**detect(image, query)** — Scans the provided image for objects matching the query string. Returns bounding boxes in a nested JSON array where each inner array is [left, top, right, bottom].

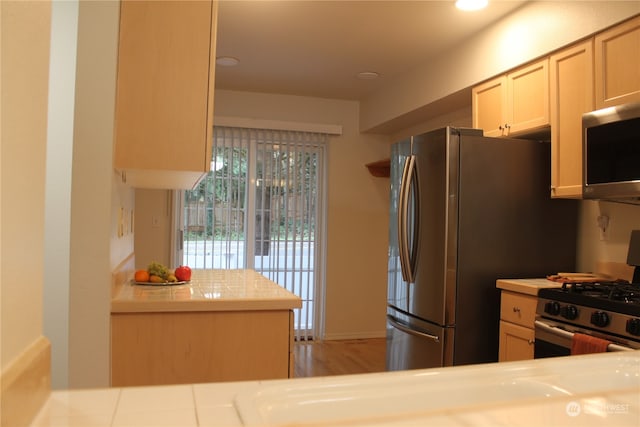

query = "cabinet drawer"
[[500, 291, 537, 328]]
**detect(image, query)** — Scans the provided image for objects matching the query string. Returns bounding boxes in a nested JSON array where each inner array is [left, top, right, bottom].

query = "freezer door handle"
[[398, 155, 419, 283], [387, 314, 440, 343]]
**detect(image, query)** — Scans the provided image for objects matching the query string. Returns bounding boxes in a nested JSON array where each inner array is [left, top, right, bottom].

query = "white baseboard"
[[1, 336, 51, 426], [322, 330, 386, 341]]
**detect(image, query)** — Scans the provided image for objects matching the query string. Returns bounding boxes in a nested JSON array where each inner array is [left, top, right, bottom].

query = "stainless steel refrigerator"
[[386, 127, 577, 370]]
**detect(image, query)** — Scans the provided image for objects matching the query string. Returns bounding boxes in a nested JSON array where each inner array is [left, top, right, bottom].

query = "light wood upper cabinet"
[[595, 15, 640, 109], [472, 76, 506, 137], [507, 60, 550, 135], [549, 40, 594, 199], [113, 0, 217, 189], [472, 59, 549, 137]]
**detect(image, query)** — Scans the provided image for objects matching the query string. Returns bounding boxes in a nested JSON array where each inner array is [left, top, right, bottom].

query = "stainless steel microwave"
[[582, 102, 640, 203]]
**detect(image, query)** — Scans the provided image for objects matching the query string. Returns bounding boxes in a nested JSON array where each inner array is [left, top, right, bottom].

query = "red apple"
[[174, 265, 192, 282]]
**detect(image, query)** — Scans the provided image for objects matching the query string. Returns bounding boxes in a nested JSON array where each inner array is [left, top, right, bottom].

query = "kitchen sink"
[[233, 353, 640, 426]]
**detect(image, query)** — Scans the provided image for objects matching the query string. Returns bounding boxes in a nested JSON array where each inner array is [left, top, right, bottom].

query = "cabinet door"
[[499, 320, 535, 362], [550, 40, 594, 199], [473, 59, 549, 137], [111, 310, 291, 386], [472, 75, 507, 137], [595, 15, 640, 109], [506, 59, 549, 135], [114, 0, 216, 187]]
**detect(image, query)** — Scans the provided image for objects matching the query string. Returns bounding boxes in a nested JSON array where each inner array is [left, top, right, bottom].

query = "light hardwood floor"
[[294, 338, 387, 378]]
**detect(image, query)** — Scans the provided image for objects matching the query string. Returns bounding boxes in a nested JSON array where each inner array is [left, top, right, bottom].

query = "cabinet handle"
[[512, 306, 521, 313], [528, 339, 534, 345]]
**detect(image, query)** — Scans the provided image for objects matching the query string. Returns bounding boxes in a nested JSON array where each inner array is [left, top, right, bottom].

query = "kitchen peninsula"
[[110, 269, 301, 386], [32, 351, 640, 426]]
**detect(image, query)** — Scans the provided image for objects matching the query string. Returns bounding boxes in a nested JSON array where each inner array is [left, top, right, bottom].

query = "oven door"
[[534, 318, 637, 359]]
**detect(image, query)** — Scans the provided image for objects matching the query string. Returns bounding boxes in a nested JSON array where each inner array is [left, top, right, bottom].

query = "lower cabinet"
[[111, 309, 294, 386], [498, 290, 537, 362], [499, 320, 535, 362]]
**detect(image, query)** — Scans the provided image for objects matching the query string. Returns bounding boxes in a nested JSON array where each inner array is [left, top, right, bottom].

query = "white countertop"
[[31, 351, 640, 427], [111, 269, 301, 313], [497, 278, 563, 296]]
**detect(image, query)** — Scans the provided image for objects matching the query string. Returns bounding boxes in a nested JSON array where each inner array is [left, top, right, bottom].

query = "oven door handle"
[[534, 320, 635, 352]]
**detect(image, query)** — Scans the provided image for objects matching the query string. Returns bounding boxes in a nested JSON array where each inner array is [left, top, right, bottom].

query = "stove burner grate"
[[541, 281, 640, 317]]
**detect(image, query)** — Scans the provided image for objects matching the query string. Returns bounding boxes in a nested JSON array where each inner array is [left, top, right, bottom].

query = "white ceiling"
[[215, 1, 527, 101]]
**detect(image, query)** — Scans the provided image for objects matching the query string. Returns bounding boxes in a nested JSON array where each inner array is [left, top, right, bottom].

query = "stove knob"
[[590, 311, 610, 327], [544, 301, 561, 316], [560, 305, 578, 320], [627, 318, 640, 336]]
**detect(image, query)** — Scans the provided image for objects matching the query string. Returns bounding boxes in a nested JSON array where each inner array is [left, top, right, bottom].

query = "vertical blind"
[[183, 126, 327, 340]]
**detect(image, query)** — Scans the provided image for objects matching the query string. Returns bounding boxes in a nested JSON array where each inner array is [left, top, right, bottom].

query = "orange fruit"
[[134, 270, 150, 282]]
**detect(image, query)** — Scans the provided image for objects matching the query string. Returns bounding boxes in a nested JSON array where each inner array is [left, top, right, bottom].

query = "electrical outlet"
[[118, 207, 124, 237], [597, 215, 610, 241]]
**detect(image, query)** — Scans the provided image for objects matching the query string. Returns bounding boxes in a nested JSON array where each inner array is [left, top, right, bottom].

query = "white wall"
[[578, 201, 640, 275], [390, 106, 473, 143], [209, 90, 393, 339], [43, 0, 78, 390], [134, 189, 172, 270], [2, 0, 133, 392], [67, 0, 134, 388], [1, 0, 51, 373], [361, 1, 640, 132]]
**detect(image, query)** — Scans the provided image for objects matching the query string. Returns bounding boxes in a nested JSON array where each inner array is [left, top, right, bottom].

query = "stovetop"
[[538, 281, 640, 317]]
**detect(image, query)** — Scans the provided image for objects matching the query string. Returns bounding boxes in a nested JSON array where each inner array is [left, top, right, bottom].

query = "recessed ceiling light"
[[455, 0, 488, 11], [216, 56, 239, 67], [357, 71, 380, 80]]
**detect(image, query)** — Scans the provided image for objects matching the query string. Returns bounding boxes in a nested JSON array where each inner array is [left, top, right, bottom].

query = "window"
[[180, 126, 327, 340]]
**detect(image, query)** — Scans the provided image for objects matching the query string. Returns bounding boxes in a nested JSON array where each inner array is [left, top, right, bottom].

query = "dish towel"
[[571, 333, 611, 355]]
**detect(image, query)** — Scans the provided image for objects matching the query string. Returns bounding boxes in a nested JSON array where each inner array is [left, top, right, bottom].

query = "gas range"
[[537, 281, 640, 344]]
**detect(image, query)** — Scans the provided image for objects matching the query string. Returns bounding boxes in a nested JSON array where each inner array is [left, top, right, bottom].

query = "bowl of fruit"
[[133, 262, 192, 286]]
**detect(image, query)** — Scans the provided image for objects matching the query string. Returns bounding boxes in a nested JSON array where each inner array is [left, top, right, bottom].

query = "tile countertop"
[[111, 269, 301, 313], [497, 278, 563, 296], [31, 351, 640, 427]]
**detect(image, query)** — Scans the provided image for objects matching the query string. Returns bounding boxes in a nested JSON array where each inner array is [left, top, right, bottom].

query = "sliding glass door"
[[181, 127, 327, 340]]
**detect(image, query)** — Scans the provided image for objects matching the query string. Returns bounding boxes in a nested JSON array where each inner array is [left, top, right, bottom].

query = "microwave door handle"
[[534, 320, 634, 352], [398, 156, 412, 282]]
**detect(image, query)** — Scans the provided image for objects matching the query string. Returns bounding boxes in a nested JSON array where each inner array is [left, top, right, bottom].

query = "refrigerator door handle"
[[398, 156, 411, 282], [387, 314, 440, 343], [398, 155, 419, 283], [407, 155, 419, 282]]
